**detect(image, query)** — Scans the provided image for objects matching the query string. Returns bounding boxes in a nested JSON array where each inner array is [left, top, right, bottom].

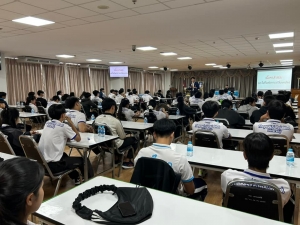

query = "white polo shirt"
[[66, 110, 86, 129], [38, 120, 77, 162], [115, 94, 124, 104], [253, 119, 294, 141], [221, 169, 291, 206], [189, 96, 204, 109], [134, 143, 194, 183], [29, 103, 38, 113], [256, 98, 264, 105], [172, 99, 178, 105], [142, 94, 153, 103], [192, 118, 230, 148], [144, 109, 166, 120], [223, 93, 233, 100], [205, 98, 221, 105], [127, 95, 138, 105], [108, 93, 116, 99], [122, 107, 135, 121]]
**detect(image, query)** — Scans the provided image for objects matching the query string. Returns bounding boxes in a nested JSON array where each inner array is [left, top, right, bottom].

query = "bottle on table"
[[286, 148, 294, 166], [97, 125, 101, 136], [187, 141, 193, 157], [100, 126, 105, 137], [176, 108, 180, 116], [98, 102, 102, 108], [31, 108, 35, 114], [91, 114, 95, 121], [144, 117, 148, 124]]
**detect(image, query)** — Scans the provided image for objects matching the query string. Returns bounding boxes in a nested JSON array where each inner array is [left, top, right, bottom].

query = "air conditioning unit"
[[17, 56, 60, 65], [80, 63, 109, 69], [129, 67, 143, 72]]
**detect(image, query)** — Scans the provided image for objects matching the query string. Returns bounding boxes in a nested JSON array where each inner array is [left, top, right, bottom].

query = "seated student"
[[205, 91, 221, 105], [0, 99, 6, 114], [189, 91, 204, 109], [26, 95, 38, 113], [221, 133, 293, 222], [253, 100, 294, 141], [172, 92, 183, 106], [57, 90, 63, 99], [91, 90, 102, 103], [218, 90, 225, 100], [39, 104, 94, 184], [144, 99, 168, 120], [28, 91, 35, 97], [79, 91, 86, 99], [61, 94, 69, 104], [115, 89, 125, 104], [203, 92, 209, 100], [157, 90, 165, 98], [0, 92, 8, 108], [250, 95, 275, 124], [36, 90, 47, 108], [95, 98, 138, 168], [125, 89, 131, 97], [0, 108, 39, 156], [177, 96, 196, 127], [132, 90, 139, 101], [134, 119, 207, 200], [46, 96, 61, 118], [192, 101, 230, 148], [256, 91, 264, 105], [238, 97, 259, 117], [166, 90, 173, 105], [108, 89, 116, 99], [264, 90, 272, 96], [223, 88, 233, 100], [70, 92, 75, 97], [0, 157, 45, 225], [65, 97, 94, 132], [81, 92, 98, 119], [276, 94, 296, 122], [99, 88, 106, 99], [142, 90, 153, 104], [127, 92, 135, 105], [217, 100, 245, 128], [117, 98, 140, 121]]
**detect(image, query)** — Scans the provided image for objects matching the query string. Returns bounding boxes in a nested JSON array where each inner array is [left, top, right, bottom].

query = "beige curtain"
[[6, 58, 43, 104], [90, 69, 110, 94], [44, 65, 66, 98], [143, 72, 163, 94], [124, 71, 144, 94], [68, 67, 91, 97]]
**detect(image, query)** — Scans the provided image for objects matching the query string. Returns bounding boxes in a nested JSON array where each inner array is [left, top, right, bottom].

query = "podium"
[[170, 87, 177, 97]]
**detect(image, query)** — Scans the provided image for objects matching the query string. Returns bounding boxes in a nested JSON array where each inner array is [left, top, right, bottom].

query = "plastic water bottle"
[[31, 108, 35, 114], [187, 141, 193, 157], [91, 114, 95, 121], [97, 126, 101, 136], [98, 102, 102, 108], [100, 126, 105, 137], [144, 117, 148, 124], [286, 148, 294, 166], [176, 108, 180, 116], [216, 120, 219, 123]]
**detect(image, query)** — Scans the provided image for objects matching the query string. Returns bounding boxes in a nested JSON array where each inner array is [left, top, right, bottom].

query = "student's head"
[[84, 92, 91, 99], [61, 94, 69, 102], [0, 92, 6, 99], [118, 98, 130, 119], [100, 88, 104, 92], [158, 90, 162, 93], [52, 96, 60, 102], [0, 99, 6, 109], [110, 89, 114, 93], [257, 91, 264, 98], [148, 99, 157, 110], [203, 92, 209, 100], [28, 92, 35, 97], [245, 97, 256, 106], [145, 90, 150, 94], [102, 98, 117, 114], [0, 158, 44, 224], [276, 94, 286, 103], [128, 92, 133, 96], [208, 91, 214, 98], [114, 90, 118, 94], [153, 119, 176, 144], [166, 90, 171, 95], [224, 88, 228, 93], [219, 90, 224, 95], [267, 100, 286, 120], [263, 95, 275, 106], [70, 92, 75, 97], [264, 90, 272, 96], [243, 133, 274, 170], [285, 91, 291, 102], [57, 90, 62, 96], [48, 104, 66, 120], [65, 97, 81, 110], [127, 89, 131, 93], [221, 99, 232, 109], [93, 90, 99, 97], [1, 108, 20, 128], [225, 84, 229, 88], [176, 92, 183, 98], [191, 77, 195, 82], [26, 95, 36, 105], [119, 89, 124, 95], [195, 91, 202, 99], [202, 101, 219, 118], [37, 90, 44, 97], [133, 90, 137, 95]]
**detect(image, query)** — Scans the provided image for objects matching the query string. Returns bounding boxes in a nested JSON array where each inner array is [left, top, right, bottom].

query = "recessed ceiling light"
[[273, 43, 293, 48], [281, 63, 293, 65], [109, 62, 123, 64], [213, 65, 222, 67], [160, 67, 169, 70], [205, 63, 216, 66], [98, 5, 109, 9], [269, 32, 294, 39], [148, 66, 158, 69], [56, 54, 75, 58], [219, 67, 228, 69], [160, 52, 177, 56], [170, 69, 178, 71], [280, 59, 293, 62], [177, 57, 192, 60], [86, 59, 102, 62], [136, 46, 157, 51], [13, 16, 55, 27], [275, 50, 293, 53]]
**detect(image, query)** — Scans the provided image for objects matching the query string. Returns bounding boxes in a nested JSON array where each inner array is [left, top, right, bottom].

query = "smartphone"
[[118, 201, 136, 217]]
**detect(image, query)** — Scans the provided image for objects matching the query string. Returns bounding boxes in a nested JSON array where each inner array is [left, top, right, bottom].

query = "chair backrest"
[[0, 132, 15, 155], [192, 130, 220, 148], [93, 122, 115, 149], [144, 112, 157, 124], [224, 178, 283, 221], [238, 112, 249, 119], [268, 134, 289, 156], [255, 104, 261, 108], [24, 105, 32, 112], [130, 157, 181, 194], [168, 107, 178, 115], [190, 104, 200, 111], [37, 106, 46, 114], [214, 118, 230, 127], [19, 135, 56, 178]]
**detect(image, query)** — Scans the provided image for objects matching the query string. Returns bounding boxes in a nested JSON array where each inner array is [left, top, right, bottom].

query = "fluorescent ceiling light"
[[160, 52, 177, 56], [205, 63, 216, 66], [170, 69, 178, 71], [56, 54, 75, 58], [219, 67, 228, 69], [213, 65, 222, 67], [86, 59, 102, 62], [177, 57, 192, 60], [275, 50, 293, 53], [280, 59, 293, 62], [269, 32, 294, 39], [273, 43, 293, 48], [281, 62, 293, 65], [136, 46, 157, 51], [148, 66, 158, 69], [109, 62, 123, 64], [13, 16, 55, 27]]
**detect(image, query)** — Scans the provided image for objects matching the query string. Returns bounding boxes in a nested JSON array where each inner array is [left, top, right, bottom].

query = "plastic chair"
[[168, 107, 179, 115], [268, 134, 289, 156], [238, 112, 249, 119], [19, 135, 82, 196], [192, 130, 220, 148], [0, 131, 16, 155], [224, 178, 284, 222], [144, 112, 157, 123], [214, 118, 230, 127]]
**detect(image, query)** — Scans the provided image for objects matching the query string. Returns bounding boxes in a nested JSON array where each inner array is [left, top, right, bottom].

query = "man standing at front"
[[190, 77, 199, 96]]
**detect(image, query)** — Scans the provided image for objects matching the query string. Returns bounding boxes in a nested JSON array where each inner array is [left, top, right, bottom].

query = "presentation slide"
[[257, 69, 292, 92], [109, 66, 128, 78]]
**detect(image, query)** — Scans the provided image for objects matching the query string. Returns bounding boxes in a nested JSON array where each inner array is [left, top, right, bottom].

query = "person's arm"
[[161, 108, 169, 119], [65, 116, 81, 142], [180, 157, 195, 195], [259, 113, 269, 122], [183, 181, 195, 195], [115, 120, 127, 139]]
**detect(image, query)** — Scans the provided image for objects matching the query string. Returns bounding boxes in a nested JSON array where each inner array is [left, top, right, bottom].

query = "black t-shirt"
[[36, 97, 47, 108]]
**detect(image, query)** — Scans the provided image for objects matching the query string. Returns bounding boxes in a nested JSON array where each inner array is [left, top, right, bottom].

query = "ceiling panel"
[[132, 3, 170, 14], [106, 9, 139, 18], [55, 6, 98, 18], [45, 23, 67, 29], [164, 0, 206, 8], [0, 25, 16, 32], [0, 9, 24, 20], [36, 12, 74, 22], [0, 0, 14, 5], [24, 26, 50, 32], [10, 29, 32, 35], [82, 14, 112, 22], [0, 1, 47, 15], [20, 0, 73, 11], [111, 0, 160, 8], [60, 19, 90, 26], [80, 0, 126, 14], [64, 0, 96, 4], [0, 21, 32, 29]]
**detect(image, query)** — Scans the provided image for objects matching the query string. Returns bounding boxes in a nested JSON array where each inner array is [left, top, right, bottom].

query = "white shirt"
[[93, 96, 102, 103], [38, 120, 77, 162], [192, 118, 230, 148], [134, 143, 194, 183], [221, 169, 291, 206], [122, 108, 135, 121], [238, 104, 258, 117], [205, 98, 221, 105], [144, 109, 166, 120], [95, 114, 126, 148], [256, 98, 264, 105], [108, 93, 116, 99], [253, 119, 294, 141], [172, 99, 178, 105], [29, 103, 38, 113], [142, 94, 153, 103], [115, 94, 124, 104], [66, 110, 86, 129], [189, 96, 204, 109], [223, 93, 233, 100], [127, 95, 138, 105]]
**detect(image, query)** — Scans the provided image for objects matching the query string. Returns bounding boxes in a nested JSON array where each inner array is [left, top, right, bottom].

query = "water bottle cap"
[[289, 148, 293, 151], [188, 141, 192, 144]]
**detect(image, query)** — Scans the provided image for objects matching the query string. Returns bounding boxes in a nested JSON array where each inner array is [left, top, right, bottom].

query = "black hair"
[[153, 118, 176, 138], [84, 92, 91, 99], [264, 90, 272, 96], [80, 91, 86, 99], [65, 97, 79, 109], [195, 91, 202, 98], [57, 90, 62, 96], [28, 92, 35, 97], [119, 89, 124, 95], [127, 89, 131, 92], [148, 99, 157, 112], [243, 133, 274, 170], [117, 98, 130, 119], [114, 90, 118, 93], [110, 89, 114, 93], [128, 92, 133, 96], [100, 88, 104, 91], [208, 91, 214, 98], [284, 91, 291, 103], [133, 90, 137, 95], [177, 96, 185, 113], [245, 97, 255, 104], [276, 94, 286, 103], [176, 92, 183, 98], [37, 90, 44, 96], [158, 90, 162, 93], [1, 108, 19, 128], [191, 77, 195, 79], [70, 92, 75, 97], [0, 158, 44, 225], [61, 94, 69, 102], [52, 96, 60, 102], [224, 88, 228, 93], [0, 92, 6, 98], [48, 104, 66, 120], [203, 92, 209, 100], [219, 90, 224, 95], [268, 100, 286, 120], [263, 95, 275, 106], [25, 95, 36, 105], [257, 91, 264, 97], [93, 90, 99, 96], [145, 90, 150, 94], [102, 98, 117, 112], [202, 101, 219, 118], [221, 99, 232, 108]]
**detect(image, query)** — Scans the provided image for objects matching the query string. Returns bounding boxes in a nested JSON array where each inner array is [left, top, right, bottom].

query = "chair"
[[255, 104, 261, 108], [214, 118, 230, 127], [268, 134, 289, 156], [190, 104, 200, 111], [19, 135, 82, 196], [144, 112, 157, 123], [130, 157, 181, 194], [224, 178, 284, 222], [24, 105, 32, 112], [238, 112, 249, 119], [0, 132, 15, 155], [168, 107, 179, 115], [37, 106, 47, 124], [192, 130, 220, 148]]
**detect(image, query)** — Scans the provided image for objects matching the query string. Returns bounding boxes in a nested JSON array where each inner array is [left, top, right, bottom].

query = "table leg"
[[181, 118, 184, 142], [83, 148, 88, 181], [294, 183, 300, 225]]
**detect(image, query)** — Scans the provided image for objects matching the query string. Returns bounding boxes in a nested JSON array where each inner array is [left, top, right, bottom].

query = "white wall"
[[110, 77, 124, 90], [0, 52, 7, 93]]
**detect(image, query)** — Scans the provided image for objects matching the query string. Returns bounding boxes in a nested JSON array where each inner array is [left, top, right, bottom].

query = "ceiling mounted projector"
[[188, 65, 192, 70], [226, 63, 231, 69], [258, 61, 264, 67], [163, 67, 167, 71]]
